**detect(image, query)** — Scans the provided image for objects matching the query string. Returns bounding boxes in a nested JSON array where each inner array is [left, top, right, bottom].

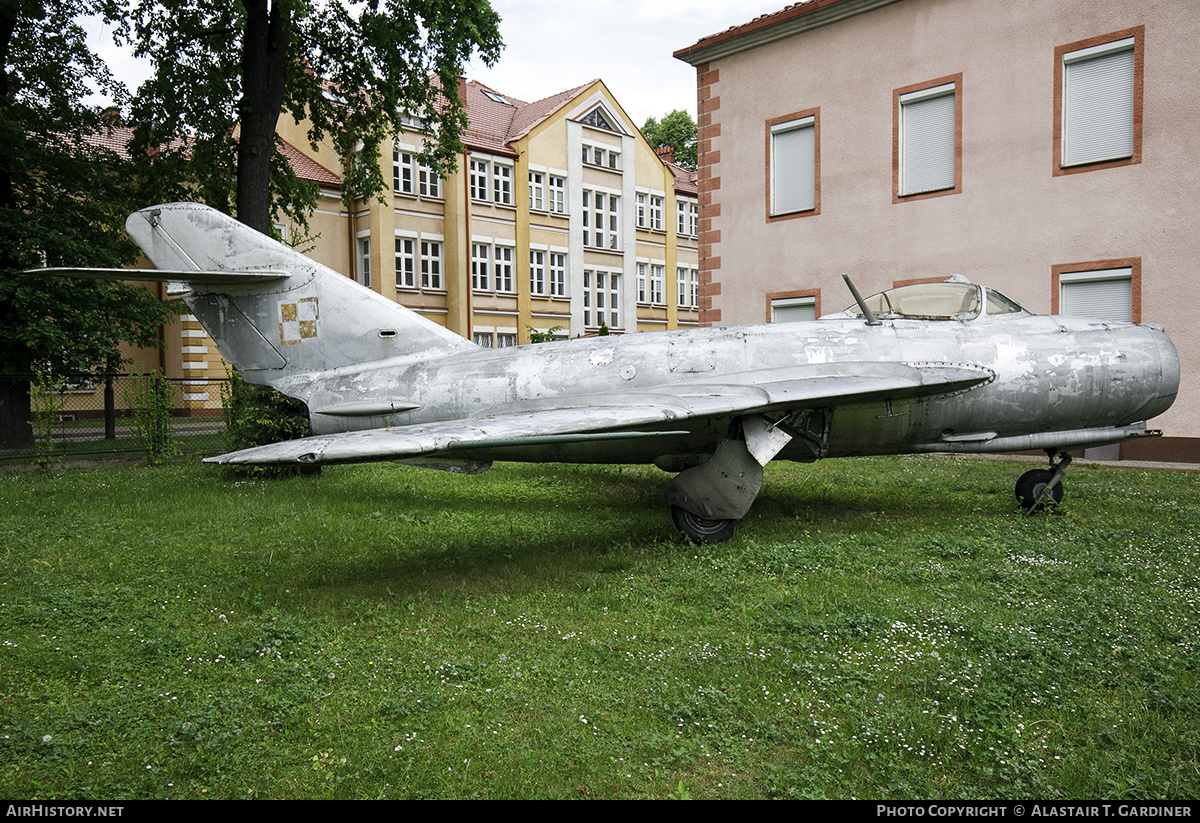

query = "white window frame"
[[393, 150, 416, 195], [583, 189, 620, 251], [421, 239, 443, 290], [396, 149, 440, 197], [419, 163, 441, 198], [394, 234, 417, 289], [583, 144, 622, 172], [469, 158, 490, 201], [530, 248, 546, 296], [677, 266, 698, 309], [493, 163, 513, 206], [583, 268, 621, 330], [529, 171, 545, 211], [770, 114, 817, 215], [471, 242, 490, 291], [356, 236, 371, 288], [649, 195, 664, 232], [549, 251, 567, 298], [898, 82, 957, 197], [548, 175, 567, 214], [494, 245, 514, 293], [649, 263, 665, 306]]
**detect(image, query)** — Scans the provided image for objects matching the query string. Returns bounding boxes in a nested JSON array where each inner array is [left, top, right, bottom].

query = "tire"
[[1015, 469, 1064, 512], [671, 505, 740, 544]]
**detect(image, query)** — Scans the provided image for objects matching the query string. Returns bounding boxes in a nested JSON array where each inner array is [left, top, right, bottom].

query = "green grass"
[[1, 455, 1197, 799]]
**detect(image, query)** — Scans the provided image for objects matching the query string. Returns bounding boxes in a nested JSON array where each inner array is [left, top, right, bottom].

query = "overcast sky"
[[83, 0, 783, 127], [463, 0, 780, 124]]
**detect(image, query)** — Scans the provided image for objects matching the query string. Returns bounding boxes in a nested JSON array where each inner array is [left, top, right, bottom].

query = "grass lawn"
[[1, 455, 1197, 799]]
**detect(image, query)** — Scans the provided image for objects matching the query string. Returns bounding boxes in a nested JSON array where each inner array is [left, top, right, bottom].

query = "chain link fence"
[[1, 374, 229, 464]]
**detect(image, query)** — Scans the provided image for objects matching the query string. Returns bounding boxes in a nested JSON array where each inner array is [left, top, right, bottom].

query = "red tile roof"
[[277, 137, 341, 186], [82, 125, 341, 187], [460, 79, 599, 156], [507, 81, 598, 142], [84, 124, 136, 159], [656, 147, 698, 196]]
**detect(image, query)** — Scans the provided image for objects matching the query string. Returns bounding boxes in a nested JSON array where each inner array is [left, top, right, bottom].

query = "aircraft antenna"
[[843, 275, 882, 326]]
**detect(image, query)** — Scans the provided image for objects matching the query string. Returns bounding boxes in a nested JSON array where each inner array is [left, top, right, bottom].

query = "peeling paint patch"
[[589, 347, 615, 366]]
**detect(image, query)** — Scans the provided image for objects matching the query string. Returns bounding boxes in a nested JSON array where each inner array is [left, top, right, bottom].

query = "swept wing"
[[206, 362, 993, 466]]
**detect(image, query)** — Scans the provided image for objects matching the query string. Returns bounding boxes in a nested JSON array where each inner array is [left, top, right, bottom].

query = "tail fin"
[[124, 203, 473, 391]]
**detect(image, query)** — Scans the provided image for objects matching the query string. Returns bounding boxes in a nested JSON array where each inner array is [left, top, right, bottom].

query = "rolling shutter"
[[1059, 268, 1132, 322], [771, 117, 815, 214], [1062, 38, 1135, 167], [899, 83, 956, 195]]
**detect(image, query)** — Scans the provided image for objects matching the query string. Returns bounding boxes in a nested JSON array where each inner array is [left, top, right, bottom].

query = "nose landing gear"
[[1016, 450, 1071, 515]]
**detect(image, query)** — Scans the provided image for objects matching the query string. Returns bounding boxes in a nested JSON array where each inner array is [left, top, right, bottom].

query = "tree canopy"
[[116, 0, 505, 233], [0, 0, 178, 377], [641, 109, 697, 173], [0, 0, 181, 445]]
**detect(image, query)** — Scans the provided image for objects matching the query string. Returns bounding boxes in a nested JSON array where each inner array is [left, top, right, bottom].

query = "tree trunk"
[[235, 0, 292, 233], [0, 379, 33, 449]]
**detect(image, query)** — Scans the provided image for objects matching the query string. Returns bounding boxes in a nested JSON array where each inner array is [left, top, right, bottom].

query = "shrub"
[[220, 370, 312, 452]]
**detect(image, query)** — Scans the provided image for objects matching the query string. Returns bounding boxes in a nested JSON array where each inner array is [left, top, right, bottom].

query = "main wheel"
[[671, 505, 740, 544], [1015, 469, 1064, 512]]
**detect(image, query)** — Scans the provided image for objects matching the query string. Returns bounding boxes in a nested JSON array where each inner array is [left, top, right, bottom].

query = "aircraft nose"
[[1136, 324, 1179, 421], [1123, 323, 1180, 424]]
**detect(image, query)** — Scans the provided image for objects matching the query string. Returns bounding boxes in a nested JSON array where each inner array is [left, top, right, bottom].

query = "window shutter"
[[1059, 268, 1132, 322], [900, 84, 956, 195], [771, 117, 815, 214], [771, 298, 817, 323], [1062, 40, 1135, 167]]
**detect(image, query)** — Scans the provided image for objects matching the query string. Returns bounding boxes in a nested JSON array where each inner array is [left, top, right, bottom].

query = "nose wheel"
[[1016, 450, 1071, 515]]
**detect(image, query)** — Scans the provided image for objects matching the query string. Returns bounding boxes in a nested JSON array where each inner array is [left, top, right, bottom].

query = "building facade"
[[279, 78, 700, 346], [676, 0, 1200, 457], [93, 79, 699, 418]]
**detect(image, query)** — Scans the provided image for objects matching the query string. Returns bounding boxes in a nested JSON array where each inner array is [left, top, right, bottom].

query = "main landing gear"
[[1015, 449, 1071, 516], [664, 416, 794, 544]]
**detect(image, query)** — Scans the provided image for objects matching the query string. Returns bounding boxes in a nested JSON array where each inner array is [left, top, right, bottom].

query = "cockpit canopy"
[[835, 278, 1029, 321]]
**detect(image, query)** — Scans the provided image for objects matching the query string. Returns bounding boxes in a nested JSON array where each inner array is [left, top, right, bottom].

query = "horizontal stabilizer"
[[31, 267, 290, 285]]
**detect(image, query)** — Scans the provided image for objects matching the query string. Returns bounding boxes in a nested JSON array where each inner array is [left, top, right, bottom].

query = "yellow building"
[[279, 77, 700, 344], [64, 79, 699, 422]]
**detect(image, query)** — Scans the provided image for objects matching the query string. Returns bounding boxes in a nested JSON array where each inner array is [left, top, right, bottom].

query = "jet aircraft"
[[41, 203, 1180, 542]]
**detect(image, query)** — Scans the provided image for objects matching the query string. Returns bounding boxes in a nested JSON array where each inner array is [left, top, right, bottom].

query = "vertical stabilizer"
[[125, 203, 474, 392]]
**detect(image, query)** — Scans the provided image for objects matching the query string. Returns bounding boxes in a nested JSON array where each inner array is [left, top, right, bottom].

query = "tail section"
[[124, 203, 473, 391]]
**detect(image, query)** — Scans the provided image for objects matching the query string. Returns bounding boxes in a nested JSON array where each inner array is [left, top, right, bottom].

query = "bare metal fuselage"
[[270, 311, 1177, 467]]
